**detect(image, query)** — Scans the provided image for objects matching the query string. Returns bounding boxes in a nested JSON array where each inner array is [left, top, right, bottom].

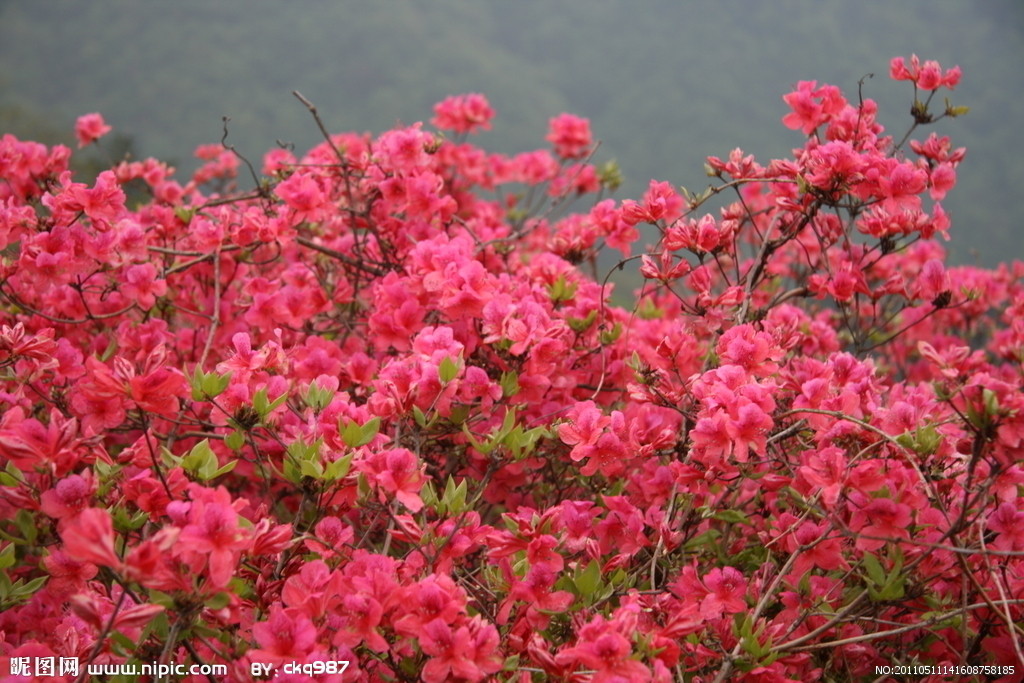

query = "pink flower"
[[890, 56, 913, 82], [177, 484, 252, 588], [556, 615, 650, 683], [250, 605, 318, 665], [40, 472, 95, 523], [700, 566, 748, 618], [547, 113, 592, 159], [558, 400, 610, 448], [393, 574, 466, 637], [929, 161, 957, 200], [782, 81, 826, 135], [75, 112, 112, 147], [623, 180, 685, 225], [890, 55, 961, 91], [274, 170, 327, 220], [987, 502, 1024, 551], [717, 325, 781, 377], [42, 548, 98, 598], [798, 446, 847, 508], [282, 560, 339, 618], [122, 262, 167, 310], [849, 497, 912, 551], [0, 408, 84, 475], [776, 514, 848, 576], [432, 93, 495, 134], [61, 507, 121, 569], [727, 401, 773, 462], [359, 447, 427, 512]]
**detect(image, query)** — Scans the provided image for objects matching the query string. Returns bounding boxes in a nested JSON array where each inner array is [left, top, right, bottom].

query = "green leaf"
[[943, 99, 970, 118], [324, 452, 354, 482], [461, 422, 488, 454], [448, 404, 470, 426], [201, 370, 232, 399], [282, 457, 301, 485], [421, 480, 439, 510], [574, 559, 602, 597], [0, 544, 15, 570], [712, 509, 749, 526], [862, 552, 886, 587], [567, 310, 598, 333], [546, 275, 578, 303], [287, 437, 322, 463], [140, 610, 170, 641], [300, 458, 324, 479], [598, 159, 623, 191], [683, 529, 721, 552], [99, 337, 118, 362], [412, 404, 428, 428], [252, 387, 286, 418], [108, 630, 136, 656], [183, 439, 216, 476], [499, 407, 516, 436], [440, 476, 469, 515], [637, 298, 663, 319], [189, 365, 206, 402], [228, 576, 254, 599], [305, 381, 336, 412], [599, 322, 622, 344], [500, 371, 520, 398], [438, 355, 461, 384], [451, 478, 468, 514], [983, 388, 1001, 417], [11, 575, 47, 598], [225, 430, 246, 451], [14, 511, 37, 546], [266, 391, 288, 415], [4, 462, 24, 483], [797, 570, 812, 596], [878, 573, 905, 601], [341, 417, 380, 448], [916, 425, 942, 455], [148, 590, 175, 609], [895, 432, 916, 450], [205, 460, 238, 481]]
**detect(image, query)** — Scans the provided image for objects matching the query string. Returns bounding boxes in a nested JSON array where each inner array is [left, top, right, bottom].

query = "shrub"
[[1, 60, 1022, 682]]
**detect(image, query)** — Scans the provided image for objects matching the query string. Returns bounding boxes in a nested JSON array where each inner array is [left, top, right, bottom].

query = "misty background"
[[1, 1, 1022, 275]]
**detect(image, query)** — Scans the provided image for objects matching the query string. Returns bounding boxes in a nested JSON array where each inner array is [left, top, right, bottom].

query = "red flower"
[[849, 496, 912, 552], [359, 447, 427, 512], [547, 113, 593, 159], [987, 502, 1024, 551], [432, 93, 495, 135], [60, 507, 121, 569], [556, 615, 650, 683], [177, 484, 252, 588], [420, 616, 502, 683], [250, 605, 317, 665], [74, 112, 112, 148], [700, 567, 748, 619]]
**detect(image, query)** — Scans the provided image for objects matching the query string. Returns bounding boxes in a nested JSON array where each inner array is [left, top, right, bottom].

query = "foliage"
[[1, 59, 1023, 682]]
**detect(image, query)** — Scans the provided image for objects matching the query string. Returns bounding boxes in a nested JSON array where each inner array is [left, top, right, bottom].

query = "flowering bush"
[[1, 59, 1022, 682]]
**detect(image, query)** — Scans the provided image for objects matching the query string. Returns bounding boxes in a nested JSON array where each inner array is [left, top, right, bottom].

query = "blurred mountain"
[[1, 0, 1021, 269]]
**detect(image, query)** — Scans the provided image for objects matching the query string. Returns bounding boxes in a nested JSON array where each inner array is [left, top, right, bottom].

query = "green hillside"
[[1, 1, 1021, 269]]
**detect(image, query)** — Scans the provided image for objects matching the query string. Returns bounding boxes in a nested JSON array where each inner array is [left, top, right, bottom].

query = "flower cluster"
[[2, 58, 1023, 682]]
